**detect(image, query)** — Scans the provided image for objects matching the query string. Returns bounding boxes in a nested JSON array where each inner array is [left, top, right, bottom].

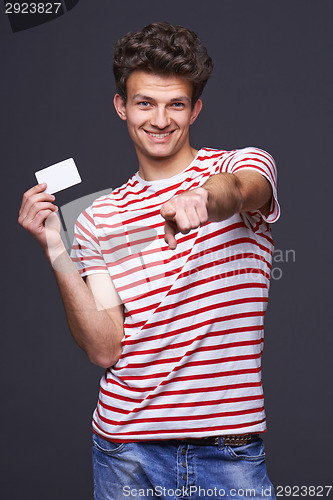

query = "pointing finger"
[[164, 220, 178, 250]]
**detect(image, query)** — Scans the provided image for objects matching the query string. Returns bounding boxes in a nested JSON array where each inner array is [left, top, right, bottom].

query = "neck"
[[137, 147, 198, 181]]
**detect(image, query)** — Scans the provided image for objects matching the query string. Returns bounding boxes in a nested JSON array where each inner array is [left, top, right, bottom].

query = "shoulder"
[[231, 147, 276, 165], [219, 147, 276, 176], [197, 146, 275, 164]]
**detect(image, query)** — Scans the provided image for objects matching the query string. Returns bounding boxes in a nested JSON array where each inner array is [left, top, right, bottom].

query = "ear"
[[113, 94, 127, 121], [189, 99, 203, 125]]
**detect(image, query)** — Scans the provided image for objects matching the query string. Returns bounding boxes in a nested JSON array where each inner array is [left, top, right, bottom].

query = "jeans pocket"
[[226, 436, 266, 461], [92, 434, 126, 456]]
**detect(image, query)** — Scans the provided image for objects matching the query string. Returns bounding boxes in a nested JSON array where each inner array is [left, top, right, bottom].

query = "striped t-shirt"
[[71, 147, 280, 442]]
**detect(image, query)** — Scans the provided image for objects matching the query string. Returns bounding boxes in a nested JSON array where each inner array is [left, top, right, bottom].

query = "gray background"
[[1, 0, 332, 498]]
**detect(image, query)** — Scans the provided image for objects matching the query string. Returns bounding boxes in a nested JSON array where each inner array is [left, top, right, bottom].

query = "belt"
[[180, 433, 258, 447]]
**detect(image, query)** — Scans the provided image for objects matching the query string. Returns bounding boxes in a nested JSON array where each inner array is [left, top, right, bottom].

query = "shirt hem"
[[92, 425, 267, 444]]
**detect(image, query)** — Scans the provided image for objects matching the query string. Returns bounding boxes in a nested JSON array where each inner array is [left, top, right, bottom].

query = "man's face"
[[114, 71, 202, 166]]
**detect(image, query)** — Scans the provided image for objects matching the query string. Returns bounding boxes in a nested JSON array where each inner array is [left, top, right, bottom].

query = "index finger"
[[164, 220, 178, 250], [23, 182, 48, 198], [19, 182, 49, 215]]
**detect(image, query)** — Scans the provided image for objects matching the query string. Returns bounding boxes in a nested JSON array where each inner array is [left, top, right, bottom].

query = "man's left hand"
[[160, 187, 209, 250]]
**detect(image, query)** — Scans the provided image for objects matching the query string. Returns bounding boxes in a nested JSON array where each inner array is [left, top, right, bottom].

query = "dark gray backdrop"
[[1, 1, 332, 499]]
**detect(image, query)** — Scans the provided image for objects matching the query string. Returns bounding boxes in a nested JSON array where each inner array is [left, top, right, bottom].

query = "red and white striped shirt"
[[71, 147, 280, 442]]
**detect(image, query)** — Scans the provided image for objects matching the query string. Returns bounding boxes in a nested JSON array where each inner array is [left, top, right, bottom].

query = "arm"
[[160, 170, 273, 249], [18, 183, 124, 368]]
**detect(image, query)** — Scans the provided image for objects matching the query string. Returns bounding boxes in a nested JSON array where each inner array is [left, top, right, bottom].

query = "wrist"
[[195, 186, 210, 203], [199, 184, 216, 221]]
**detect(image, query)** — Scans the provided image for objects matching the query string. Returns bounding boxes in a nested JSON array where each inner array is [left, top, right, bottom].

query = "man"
[[19, 22, 279, 500]]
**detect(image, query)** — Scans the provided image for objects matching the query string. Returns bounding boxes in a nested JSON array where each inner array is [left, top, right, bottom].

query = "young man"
[[19, 22, 279, 500]]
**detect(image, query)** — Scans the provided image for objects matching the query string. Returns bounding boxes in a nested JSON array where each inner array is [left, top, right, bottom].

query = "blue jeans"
[[92, 433, 276, 500]]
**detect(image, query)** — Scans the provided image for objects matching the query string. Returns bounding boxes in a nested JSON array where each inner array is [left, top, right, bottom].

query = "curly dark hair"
[[113, 22, 213, 106]]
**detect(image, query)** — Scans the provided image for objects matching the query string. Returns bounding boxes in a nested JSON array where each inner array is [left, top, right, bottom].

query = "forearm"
[[46, 243, 123, 368], [202, 172, 243, 222], [161, 170, 272, 249], [202, 170, 272, 221]]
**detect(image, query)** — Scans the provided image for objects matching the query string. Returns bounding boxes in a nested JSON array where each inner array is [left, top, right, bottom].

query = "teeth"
[[148, 132, 172, 138]]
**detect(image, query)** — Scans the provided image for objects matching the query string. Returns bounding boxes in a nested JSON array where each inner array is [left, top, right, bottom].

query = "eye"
[[171, 102, 185, 109], [138, 101, 152, 108]]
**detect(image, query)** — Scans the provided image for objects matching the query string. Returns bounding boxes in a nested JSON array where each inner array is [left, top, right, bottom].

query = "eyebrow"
[[170, 96, 191, 103], [132, 94, 191, 103]]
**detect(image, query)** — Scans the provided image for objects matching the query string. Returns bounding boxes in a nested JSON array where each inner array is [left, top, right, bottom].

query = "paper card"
[[35, 158, 82, 194]]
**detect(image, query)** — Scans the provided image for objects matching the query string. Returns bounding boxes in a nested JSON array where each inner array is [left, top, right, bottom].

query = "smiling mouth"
[[144, 130, 175, 138]]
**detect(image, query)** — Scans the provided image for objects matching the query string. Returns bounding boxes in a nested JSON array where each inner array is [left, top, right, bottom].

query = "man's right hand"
[[18, 183, 124, 368], [18, 183, 63, 255]]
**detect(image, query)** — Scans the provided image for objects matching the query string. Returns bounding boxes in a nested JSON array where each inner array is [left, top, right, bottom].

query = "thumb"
[[160, 202, 176, 221]]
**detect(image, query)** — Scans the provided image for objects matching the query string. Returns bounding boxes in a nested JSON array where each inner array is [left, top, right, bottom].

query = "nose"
[[150, 106, 171, 129]]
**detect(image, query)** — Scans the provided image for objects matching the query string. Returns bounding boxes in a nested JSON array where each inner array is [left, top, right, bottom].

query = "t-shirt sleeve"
[[225, 147, 280, 224], [70, 205, 109, 277]]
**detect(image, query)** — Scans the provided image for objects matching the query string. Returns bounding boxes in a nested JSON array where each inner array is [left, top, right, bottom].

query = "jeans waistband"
[[179, 433, 259, 447]]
